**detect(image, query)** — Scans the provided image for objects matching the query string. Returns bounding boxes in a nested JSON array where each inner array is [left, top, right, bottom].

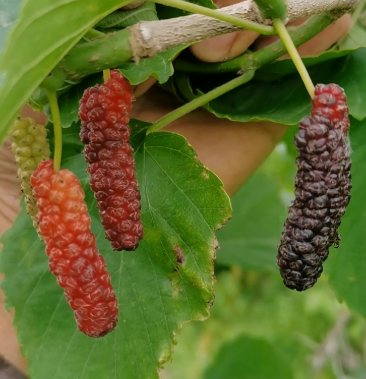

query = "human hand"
[[0, 3, 351, 372]]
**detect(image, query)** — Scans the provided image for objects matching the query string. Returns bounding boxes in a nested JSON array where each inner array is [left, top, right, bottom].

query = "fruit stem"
[[47, 91, 62, 172], [153, 0, 276, 35], [103, 69, 111, 82], [147, 70, 255, 134], [272, 18, 315, 99]]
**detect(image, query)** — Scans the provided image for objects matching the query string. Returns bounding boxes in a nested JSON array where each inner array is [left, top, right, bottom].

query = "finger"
[[167, 117, 288, 196], [190, 30, 259, 63], [131, 86, 288, 196], [190, 0, 260, 63], [133, 76, 157, 98], [253, 14, 352, 57], [21, 104, 48, 124], [0, 141, 26, 373]]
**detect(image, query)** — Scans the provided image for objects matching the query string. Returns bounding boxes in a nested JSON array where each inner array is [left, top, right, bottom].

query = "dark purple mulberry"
[[78, 70, 143, 251], [277, 84, 351, 291]]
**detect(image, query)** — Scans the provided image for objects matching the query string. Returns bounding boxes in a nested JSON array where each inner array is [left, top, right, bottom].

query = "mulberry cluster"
[[277, 84, 352, 292], [78, 70, 143, 251], [8, 117, 50, 238], [31, 160, 119, 338]]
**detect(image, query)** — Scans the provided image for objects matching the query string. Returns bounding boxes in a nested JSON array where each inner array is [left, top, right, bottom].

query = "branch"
[[129, 0, 360, 59], [40, 0, 360, 91], [173, 13, 332, 74]]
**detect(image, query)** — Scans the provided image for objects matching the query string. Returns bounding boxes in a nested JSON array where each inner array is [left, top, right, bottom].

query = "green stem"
[[147, 70, 255, 134], [103, 69, 111, 82], [41, 29, 132, 90], [47, 91, 62, 172], [272, 18, 315, 98], [152, 0, 275, 35], [174, 14, 331, 74]]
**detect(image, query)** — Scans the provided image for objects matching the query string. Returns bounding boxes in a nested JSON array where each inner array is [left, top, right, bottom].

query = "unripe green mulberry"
[[8, 117, 50, 237]]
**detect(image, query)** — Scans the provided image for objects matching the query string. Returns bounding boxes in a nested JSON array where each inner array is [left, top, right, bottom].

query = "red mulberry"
[[78, 70, 143, 251], [277, 84, 351, 292], [31, 159, 119, 337], [311, 83, 349, 132], [8, 117, 50, 239]]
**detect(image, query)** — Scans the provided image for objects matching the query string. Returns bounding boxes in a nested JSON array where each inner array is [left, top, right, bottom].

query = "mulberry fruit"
[[8, 117, 50, 238], [78, 70, 143, 251], [31, 159, 119, 338], [311, 83, 350, 132], [277, 84, 351, 292]]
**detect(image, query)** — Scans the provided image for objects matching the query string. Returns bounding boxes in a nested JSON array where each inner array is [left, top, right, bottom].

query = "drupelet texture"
[[277, 84, 352, 291], [31, 159, 119, 337], [78, 70, 143, 251], [8, 117, 50, 239]]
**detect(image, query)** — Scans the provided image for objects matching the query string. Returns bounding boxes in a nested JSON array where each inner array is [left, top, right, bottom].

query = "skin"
[[0, 3, 351, 372]]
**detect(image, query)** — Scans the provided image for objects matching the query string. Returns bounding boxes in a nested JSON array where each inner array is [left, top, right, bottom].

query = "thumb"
[[190, 0, 259, 63]]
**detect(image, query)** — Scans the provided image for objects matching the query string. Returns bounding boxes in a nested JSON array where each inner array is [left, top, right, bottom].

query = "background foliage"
[[1, 0, 366, 379]]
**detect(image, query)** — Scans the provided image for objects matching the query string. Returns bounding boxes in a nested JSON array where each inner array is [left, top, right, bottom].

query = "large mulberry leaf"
[[0, 0, 24, 55], [0, 121, 231, 379]]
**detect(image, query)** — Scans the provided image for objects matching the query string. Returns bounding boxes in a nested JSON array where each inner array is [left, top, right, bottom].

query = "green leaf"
[[0, 0, 132, 145], [0, 120, 231, 379], [119, 45, 188, 85], [203, 335, 294, 379], [327, 118, 366, 319], [0, 0, 24, 55], [96, 2, 158, 29], [175, 49, 366, 126], [338, 21, 366, 51]]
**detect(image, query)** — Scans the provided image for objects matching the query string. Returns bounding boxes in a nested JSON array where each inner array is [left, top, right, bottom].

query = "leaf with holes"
[[0, 120, 231, 379]]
